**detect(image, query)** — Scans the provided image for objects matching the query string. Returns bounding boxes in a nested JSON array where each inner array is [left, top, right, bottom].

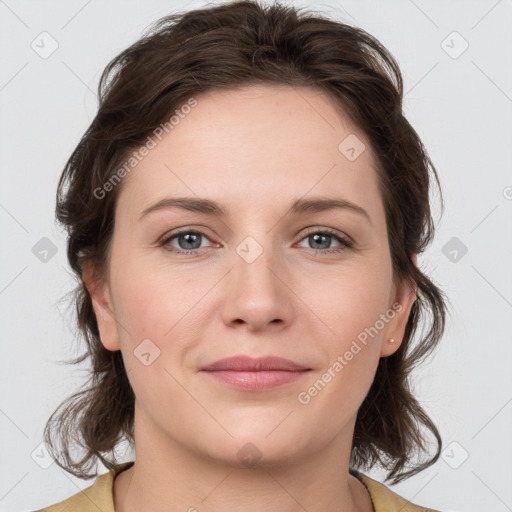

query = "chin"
[[196, 426, 311, 468]]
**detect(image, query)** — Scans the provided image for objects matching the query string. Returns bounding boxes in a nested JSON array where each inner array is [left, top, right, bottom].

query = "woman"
[[36, 1, 448, 511]]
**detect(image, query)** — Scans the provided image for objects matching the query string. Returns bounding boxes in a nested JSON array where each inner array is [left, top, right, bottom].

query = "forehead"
[[116, 84, 384, 224]]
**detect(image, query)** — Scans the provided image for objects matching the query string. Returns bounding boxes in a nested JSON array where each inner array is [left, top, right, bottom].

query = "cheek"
[[109, 266, 199, 404], [297, 261, 392, 404], [113, 276, 168, 337], [110, 252, 211, 354], [295, 270, 388, 416], [302, 261, 393, 341]]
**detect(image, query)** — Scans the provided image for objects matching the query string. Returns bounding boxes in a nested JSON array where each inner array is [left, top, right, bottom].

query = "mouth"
[[200, 355, 311, 391]]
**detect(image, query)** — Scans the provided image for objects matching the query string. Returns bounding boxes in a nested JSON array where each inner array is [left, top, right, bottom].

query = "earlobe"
[[380, 254, 418, 357], [82, 263, 121, 352]]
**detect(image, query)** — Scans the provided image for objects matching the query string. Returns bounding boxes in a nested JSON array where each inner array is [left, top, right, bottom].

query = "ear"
[[380, 253, 418, 357], [82, 263, 121, 351]]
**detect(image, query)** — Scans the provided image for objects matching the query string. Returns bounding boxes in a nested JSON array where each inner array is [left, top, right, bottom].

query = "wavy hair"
[[44, 0, 449, 484]]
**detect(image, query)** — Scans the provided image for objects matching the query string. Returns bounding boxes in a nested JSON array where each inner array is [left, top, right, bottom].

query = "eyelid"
[[158, 227, 218, 249], [299, 226, 353, 244]]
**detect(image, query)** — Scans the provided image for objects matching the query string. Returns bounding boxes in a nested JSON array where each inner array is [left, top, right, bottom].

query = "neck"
[[113, 408, 373, 512]]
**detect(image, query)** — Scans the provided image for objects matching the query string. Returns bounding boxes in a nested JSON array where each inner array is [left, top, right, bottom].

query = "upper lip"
[[201, 356, 310, 372]]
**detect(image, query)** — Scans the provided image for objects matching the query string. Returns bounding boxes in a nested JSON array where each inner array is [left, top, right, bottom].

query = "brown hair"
[[45, 0, 449, 484]]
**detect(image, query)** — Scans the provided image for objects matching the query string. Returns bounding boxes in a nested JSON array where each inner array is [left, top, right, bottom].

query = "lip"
[[201, 355, 310, 372], [200, 356, 311, 391]]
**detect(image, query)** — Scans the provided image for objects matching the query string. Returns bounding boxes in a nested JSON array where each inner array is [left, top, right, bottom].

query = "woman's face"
[[86, 84, 416, 466]]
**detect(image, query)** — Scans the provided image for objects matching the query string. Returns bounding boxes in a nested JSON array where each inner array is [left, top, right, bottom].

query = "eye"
[[297, 228, 353, 254], [159, 229, 214, 254], [159, 227, 353, 255]]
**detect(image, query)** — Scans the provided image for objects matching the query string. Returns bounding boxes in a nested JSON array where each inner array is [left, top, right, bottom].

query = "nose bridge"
[[232, 231, 281, 294], [220, 230, 293, 329], [229, 201, 279, 270]]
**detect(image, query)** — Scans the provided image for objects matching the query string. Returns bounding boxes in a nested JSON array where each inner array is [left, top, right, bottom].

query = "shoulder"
[[356, 472, 442, 512], [32, 462, 134, 512]]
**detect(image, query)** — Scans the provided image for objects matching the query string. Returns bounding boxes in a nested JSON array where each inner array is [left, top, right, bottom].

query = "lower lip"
[[201, 370, 310, 391]]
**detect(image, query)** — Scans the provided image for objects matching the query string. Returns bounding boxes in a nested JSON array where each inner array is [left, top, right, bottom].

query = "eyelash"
[[158, 227, 353, 255]]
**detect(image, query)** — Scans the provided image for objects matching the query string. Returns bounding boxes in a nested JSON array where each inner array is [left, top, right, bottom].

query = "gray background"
[[1, 1, 511, 511]]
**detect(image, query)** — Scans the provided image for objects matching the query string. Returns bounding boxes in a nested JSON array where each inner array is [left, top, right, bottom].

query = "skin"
[[84, 84, 417, 512]]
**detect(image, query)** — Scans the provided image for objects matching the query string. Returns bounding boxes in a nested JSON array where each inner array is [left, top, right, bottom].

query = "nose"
[[219, 240, 294, 332]]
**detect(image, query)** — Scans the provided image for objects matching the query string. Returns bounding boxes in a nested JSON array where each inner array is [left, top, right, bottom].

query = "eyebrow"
[[139, 196, 372, 225]]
